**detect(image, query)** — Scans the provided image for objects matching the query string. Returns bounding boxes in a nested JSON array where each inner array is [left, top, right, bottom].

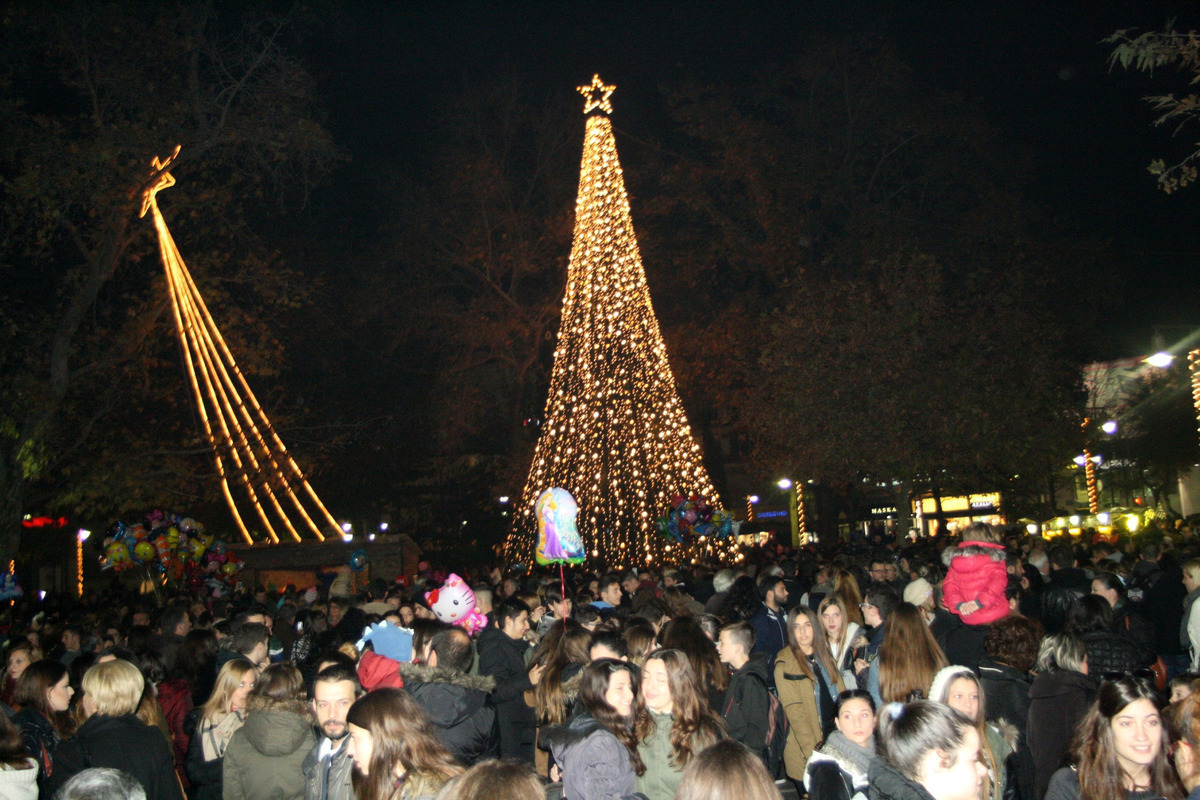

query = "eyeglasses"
[[859, 603, 873, 610], [1099, 668, 1156, 684]]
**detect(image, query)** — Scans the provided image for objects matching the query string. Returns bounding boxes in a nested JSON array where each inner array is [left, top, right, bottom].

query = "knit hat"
[[928, 664, 977, 705], [903, 578, 933, 606], [303, 587, 319, 605]]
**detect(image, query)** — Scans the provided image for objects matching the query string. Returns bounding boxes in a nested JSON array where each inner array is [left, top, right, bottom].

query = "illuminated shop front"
[[912, 492, 1004, 536]]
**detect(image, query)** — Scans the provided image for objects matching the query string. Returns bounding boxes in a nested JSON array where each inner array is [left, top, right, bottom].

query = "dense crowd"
[[2, 520, 1200, 800]]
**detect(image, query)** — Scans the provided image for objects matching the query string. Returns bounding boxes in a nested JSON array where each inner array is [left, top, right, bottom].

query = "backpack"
[[726, 673, 790, 779]]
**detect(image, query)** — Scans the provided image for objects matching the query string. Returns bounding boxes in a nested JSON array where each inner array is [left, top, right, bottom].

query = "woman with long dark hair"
[[11, 660, 73, 782], [346, 687, 463, 800], [636, 648, 725, 800], [819, 595, 863, 677], [867, 602, 947, 707], [659, 616, 729, 711], [777, 605, 844, 781], [803, 690, 876, 800], [1044, 676, 1183, 800], [545, 659, 651, 799]]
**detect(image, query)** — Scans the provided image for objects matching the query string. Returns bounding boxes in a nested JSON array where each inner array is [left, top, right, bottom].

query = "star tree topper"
[[578, 74, 616, 115]]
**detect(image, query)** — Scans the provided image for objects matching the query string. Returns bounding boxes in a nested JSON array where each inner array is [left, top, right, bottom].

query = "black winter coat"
[[399, 662, 500, 766], [977, 659, 1032, 739], [43, 713, 183, 800], [720, 654, 772, 756], [868, 758, 940, 800], [476, 625, 536, 762], [12, 707, 59, 783], [1079, 627, 1150, 676], [1027, 669, 1096, 800]]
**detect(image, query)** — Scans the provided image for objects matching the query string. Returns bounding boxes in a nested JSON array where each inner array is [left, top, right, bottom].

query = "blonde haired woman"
[[43, 659, 182, 798], [833, 570, 865, 628], [185, 657, 256, 800]]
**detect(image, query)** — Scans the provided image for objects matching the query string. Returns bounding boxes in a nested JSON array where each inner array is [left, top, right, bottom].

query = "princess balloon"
[[535, 487, 585, 565]]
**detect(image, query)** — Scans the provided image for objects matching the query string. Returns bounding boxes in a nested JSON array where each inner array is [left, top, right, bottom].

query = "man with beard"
[[303, 665, 361, 800]]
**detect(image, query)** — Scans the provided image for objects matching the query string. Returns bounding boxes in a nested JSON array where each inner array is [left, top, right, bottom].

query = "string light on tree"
[[507, 77, 735, 565], [1191, 349, 1200, 449], [141, 147, 340, 545]]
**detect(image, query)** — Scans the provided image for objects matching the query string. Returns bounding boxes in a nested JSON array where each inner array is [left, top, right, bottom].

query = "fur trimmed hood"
[[943, 541, 1006, 566], [398, 661, 496, 693], [990, 718, 1019, 752]]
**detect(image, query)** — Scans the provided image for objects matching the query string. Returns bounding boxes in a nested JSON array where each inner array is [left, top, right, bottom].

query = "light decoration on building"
[[506, 77, 733, 565], [140, 146, 338, 545], [1082, 418, 1099, 514]]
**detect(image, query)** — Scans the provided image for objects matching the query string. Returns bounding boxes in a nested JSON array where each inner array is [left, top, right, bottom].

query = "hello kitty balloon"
[[425, 573, 488, 636]]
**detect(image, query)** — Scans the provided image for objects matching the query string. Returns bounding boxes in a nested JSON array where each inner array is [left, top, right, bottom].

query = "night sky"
[[303, 1, 1199, 358]]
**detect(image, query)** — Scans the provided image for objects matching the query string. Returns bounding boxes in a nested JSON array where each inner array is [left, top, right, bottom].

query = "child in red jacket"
[[941, 522, 1009, 625]]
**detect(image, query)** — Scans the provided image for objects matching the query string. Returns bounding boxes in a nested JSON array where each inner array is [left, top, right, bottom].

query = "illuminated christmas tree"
[[507, 76, 729, 566]]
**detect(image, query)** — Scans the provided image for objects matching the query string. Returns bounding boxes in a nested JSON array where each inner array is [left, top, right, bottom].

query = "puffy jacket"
[[942, 542, 1009, 624], [1079, 627, 1149, 676], [1028, 669, 1096, 800], [542, 713, 643, 800], [399, 662, 500, 766], [222, 700, 316, 800], [43, 713, 183, 800], [302, 736, 354, 800]]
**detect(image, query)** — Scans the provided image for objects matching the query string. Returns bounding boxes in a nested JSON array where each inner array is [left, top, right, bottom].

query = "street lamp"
[[1146, 352, 1175, 368], [777, 479, 801, 548]]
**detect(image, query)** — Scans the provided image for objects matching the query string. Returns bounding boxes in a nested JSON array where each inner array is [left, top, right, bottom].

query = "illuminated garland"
[[506, 78, 735, 566], [1191, 349, 1200, 450], [140, 147, 339, 544]]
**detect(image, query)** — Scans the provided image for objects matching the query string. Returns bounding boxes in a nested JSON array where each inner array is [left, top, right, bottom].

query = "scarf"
[[201, 709, 246, 762], [1182, 587, 1200, 651], [820, 729, 875, 780]]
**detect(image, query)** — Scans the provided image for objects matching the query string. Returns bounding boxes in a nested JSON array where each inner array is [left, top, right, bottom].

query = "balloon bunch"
[[655, 495, 734, 544], [98, 511, 243, 588]]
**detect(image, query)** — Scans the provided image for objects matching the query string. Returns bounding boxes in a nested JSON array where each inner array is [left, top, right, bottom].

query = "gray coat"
[[542, 713, 645, 800], [302, 735, 355, 800]]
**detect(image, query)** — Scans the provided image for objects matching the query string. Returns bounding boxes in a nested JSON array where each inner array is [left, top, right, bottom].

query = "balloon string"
[[560, 563, 568, 619]]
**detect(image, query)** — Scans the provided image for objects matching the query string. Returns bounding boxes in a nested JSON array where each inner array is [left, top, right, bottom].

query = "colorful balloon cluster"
[[98, 511, 244, 591], [655, 495, 734, 544]]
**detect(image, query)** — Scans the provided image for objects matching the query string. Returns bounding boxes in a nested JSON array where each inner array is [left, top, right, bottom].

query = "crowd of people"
[[1, 519, 1200, 800]]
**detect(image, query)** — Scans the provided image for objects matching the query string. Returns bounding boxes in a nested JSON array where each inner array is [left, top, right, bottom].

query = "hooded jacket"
[[42, 713, 183, 800], [542, 713, 643, 800], [942, 542, 1009, 625], [399, 661, 500, 766], [222, 699, 317, 800], [977, 659, 1031, 737], [1028, 669, 1096, 800], [302, 735, 355, 800], [721, 653, 772, 756]]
